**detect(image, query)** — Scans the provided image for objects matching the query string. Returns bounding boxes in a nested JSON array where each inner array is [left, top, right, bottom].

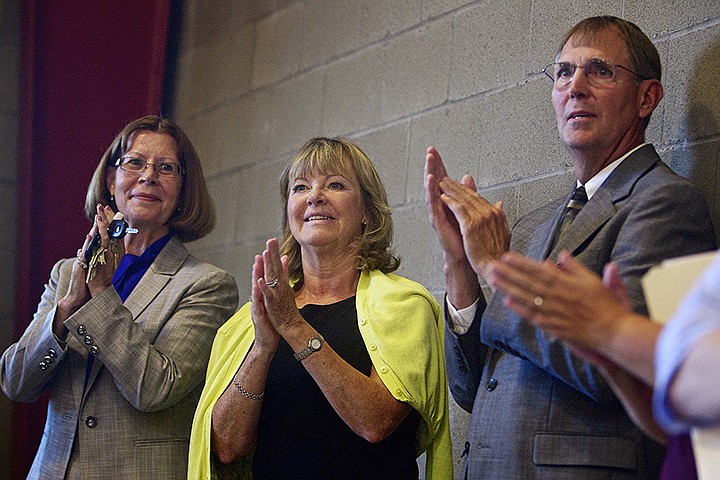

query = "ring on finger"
[[533, 295, 544, 307], [76, 259, 88, 269], [266, 278, 278, 288]]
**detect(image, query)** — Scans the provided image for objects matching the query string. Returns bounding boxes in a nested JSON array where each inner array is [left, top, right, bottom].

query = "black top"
[[252, 296, 420, 479]]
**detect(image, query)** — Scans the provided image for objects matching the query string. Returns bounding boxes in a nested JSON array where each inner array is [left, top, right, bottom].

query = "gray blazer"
[[446, 145, 717, 479], [1, 236, 239, 480]]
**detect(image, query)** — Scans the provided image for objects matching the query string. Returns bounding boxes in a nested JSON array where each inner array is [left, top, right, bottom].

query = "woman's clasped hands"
[[249, 238, 301, 353]]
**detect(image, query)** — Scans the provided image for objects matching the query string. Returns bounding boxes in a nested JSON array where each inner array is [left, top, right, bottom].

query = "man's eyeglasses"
[[543, 58, 650, 88], [115, 157, 184, 178]]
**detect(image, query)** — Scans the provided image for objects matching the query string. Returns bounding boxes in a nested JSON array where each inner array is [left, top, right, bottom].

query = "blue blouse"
[[112, 233, 173, 302]]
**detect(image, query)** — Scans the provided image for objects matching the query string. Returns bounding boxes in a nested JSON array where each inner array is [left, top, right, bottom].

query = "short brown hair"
[[558, 16, 661, 82], [85, 115, 215, 242], [279, 137, 399, 285]]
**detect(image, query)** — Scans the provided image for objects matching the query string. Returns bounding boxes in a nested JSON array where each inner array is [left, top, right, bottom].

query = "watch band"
[[293, 334, 324, 361]]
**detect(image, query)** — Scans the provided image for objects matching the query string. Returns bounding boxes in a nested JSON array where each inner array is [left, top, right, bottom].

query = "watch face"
[[310, 338, 322, 350]]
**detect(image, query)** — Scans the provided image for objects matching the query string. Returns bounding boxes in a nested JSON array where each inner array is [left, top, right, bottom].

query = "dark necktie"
[[555, 185, 588, 244]]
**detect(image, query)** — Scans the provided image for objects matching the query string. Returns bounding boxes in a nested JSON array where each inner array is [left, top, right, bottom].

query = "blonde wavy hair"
[[279, 137, 400, 286]]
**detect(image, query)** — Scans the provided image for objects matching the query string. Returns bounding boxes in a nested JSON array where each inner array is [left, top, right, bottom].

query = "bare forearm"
[[602, 313, 660, 386], [212, 345, 273, 463]]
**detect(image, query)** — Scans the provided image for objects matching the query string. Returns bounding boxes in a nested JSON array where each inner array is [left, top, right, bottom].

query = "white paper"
[[642, 250, 719, 480]]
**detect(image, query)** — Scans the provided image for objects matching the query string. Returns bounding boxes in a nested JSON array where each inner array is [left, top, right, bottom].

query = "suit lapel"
[[123, 236, 188, 320], [550, 190, 614, 257], [82, 236, 188, 398], [548, 144, 660, 259], [529, 208, 564, 261]]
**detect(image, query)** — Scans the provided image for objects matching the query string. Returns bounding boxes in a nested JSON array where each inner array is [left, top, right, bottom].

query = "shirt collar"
[[577, 143, 648, 199]]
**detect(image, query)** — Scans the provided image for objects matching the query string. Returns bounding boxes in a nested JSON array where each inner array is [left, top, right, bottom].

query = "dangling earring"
[[110, 195, 115, 203]]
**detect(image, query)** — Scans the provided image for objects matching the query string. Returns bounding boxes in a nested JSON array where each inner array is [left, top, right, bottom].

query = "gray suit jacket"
[[445, 145, 717, 479], [1, 236, 239, 479]]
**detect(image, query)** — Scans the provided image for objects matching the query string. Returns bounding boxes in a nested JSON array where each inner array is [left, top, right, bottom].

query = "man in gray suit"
[[424, 16, 717, 479]]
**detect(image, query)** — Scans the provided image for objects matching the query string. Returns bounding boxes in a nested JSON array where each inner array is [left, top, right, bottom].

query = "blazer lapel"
[[123, 236, 188, 320], [82, 236, 188, 396], [530, 207, 564, 261], [550, 191, 614, 258], [549, 144, 661, 259]]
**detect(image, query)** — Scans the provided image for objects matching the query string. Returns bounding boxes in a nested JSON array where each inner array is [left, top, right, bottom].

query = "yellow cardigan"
[[187, 269, 453, 479]]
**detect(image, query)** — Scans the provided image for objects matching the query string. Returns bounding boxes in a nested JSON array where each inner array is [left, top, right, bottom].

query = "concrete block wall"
[[170, 1, 720, 476], [0, 0, 19, 477]]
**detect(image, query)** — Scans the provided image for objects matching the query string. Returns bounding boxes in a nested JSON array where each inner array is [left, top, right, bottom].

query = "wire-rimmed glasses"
[[543, 58, 650, 88], [115, 157, 184, 178]]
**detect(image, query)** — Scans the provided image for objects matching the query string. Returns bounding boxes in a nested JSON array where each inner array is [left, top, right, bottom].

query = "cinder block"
[[177, 111, 228, 177], [323, 47, 386, 134], [251, 2, 312, 88], [393, 203, 446, 293], [476, 81, 567, 187], [234, 240, 272, 305], [662, 24, 720, 143], [230, 159, 284, 244], [173, 26, 255, 118], [177, 0, 242, 51], [163, 6, 720, 479], [449, 1, 532, 100], [421, 0, 475, 21], [515, 171, 575, 221], [198, 172, 246, 248], [351, 122, 411, 208], [625, 1, 720, 37], [528, 0, 623, 69], [186, 241, 259, 304], [382, 18, 452, 120], [410, 80, 565, 198], [642, 39, 668, 146], [190, 95, 269, 174], [407, 104, 482, 205], [260, 72, 325, 159], [302, 0, 423, 70]]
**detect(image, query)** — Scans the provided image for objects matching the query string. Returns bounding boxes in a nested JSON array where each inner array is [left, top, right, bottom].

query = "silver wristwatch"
[[293, 334, 324, 361]]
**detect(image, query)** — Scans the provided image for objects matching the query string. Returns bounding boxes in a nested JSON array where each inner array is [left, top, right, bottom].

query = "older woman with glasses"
[[1, 115, 238, 479], [189, 137, 452, 480]]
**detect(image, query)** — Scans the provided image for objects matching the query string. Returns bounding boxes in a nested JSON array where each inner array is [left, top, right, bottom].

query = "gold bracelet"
[[232, 379, 264, 401]]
